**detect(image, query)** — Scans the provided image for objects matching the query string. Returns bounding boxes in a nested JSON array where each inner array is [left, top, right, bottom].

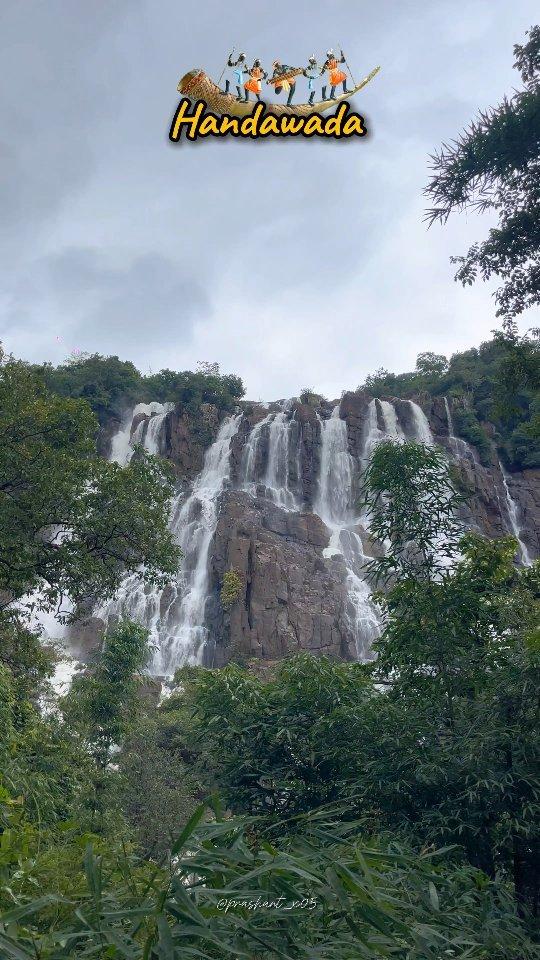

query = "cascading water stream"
[[443, 397, 476, 461], [264, 412, 297, 509], [499, 461, 532, 566], [380, 400, 405, 440], [241, 409, 300, 510], [26, 400, 176, 686], [110, 402, 173, 464], [314, 397, 442, 660], [97, 413, 241, 674], [24, 404, 176, 677], [315, 405, 380, 660], [408, 400, 433, 445], [240, 414, 272, 492]]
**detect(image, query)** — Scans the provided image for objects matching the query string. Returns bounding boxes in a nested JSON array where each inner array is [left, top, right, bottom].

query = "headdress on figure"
[[238, 52, 246, 60], [272, 59, 281, 68], [253, 58, 261, 66], [326, 49, 334, 57], [308, 55, 317, 64]]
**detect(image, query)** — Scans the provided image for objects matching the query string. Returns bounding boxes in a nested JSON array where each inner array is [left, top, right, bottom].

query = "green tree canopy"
[[426, 26, 540, 318], [35, 354, 245, 424], [0, 354, 180, 613]]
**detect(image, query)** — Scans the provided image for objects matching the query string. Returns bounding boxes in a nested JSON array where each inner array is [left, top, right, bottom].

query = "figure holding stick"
[[220, 51, 248, 98], [320, 49, 348, 101], [338, 41, 357, 88]]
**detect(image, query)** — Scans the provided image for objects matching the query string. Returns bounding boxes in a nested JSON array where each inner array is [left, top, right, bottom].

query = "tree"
[[118, 710, 200, 857], [64, 620, 150, 767], [362, 367, 395, 394], [3, 795, 536, 959], [492, 320, 540, 421], [426, 26, 540, 318], [0, 354, 180, 614], [362, 440, 540, 915], [177, 656, 372, 819], [415, 351, 448, 380], [36, 353, 143, 424], [360, 439, 464, 583]]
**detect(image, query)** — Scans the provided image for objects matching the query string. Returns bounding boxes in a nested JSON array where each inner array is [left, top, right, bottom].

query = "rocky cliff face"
[[78, 391, 539, 673]]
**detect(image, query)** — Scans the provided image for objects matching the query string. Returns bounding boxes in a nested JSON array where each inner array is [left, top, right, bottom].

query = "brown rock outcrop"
[[91, 389, 540, 669], [206, 490, 357, 666]]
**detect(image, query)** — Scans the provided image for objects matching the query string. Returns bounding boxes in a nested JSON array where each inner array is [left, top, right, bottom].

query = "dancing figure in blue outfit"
[[303, 56, 320, 105], [221, 52, 247, 99]]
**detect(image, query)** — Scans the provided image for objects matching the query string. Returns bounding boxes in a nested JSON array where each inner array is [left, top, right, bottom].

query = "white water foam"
[[98, 414, 241, 674]]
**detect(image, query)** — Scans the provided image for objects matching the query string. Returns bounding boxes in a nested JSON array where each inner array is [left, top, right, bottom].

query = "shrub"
[[220, 569, 243, 610]]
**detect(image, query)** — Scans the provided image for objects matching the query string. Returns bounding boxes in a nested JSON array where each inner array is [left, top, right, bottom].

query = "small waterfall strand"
[[315, 406, 380, 660], [499, 461, 532, 566], [98, 413, 241, 674]]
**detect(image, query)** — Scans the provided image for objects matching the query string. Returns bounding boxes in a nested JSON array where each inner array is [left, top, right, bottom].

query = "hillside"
[[47, 332, 540, 672]]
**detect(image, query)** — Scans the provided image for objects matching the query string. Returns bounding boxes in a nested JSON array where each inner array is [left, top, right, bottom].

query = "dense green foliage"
[[1, 381, 539, 955], [170, 443, 540, 936], [33, 353, 245, 425], [63, 620, 151, 768], [220, 568, 243, 610], [361, 327, 540, 468], [0, 353, 181, 613], [425, 26, 540, 319], [1, 27, 539, 949]]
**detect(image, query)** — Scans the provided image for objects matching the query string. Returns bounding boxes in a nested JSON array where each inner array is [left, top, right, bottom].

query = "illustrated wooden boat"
[[177, 66, 380, 118]]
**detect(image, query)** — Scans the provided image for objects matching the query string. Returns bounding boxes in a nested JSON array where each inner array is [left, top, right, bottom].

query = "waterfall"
[[315, 406, 380, 660], [144, 403, 174, 455], [241, 409, 299, 510], [20, 401, 176, 668], [314, 397, 447, 660], [380, 400, 405, 440], [499, 461, 532, 566], [240, 414, 272, 490], [98, 413, 241, 674], [408, 400, 433, 445], [110, 402, 172, 464], [361, 399, 388, 468], [315, 407, 354, 526], [444, 398, 476, 461], [264, 412, 297, 509]]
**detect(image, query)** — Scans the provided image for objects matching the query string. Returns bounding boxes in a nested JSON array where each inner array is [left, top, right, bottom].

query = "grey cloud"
[[4, 249, 208, 362], [0, 1, 135, 248], [1, 0, 539, 396]]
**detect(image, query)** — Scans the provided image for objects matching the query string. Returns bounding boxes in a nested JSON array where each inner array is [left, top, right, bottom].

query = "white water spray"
[[242, 410, 299, 510], [408, 400, 433, 445], [264, 412, 297, 509], [240, 414, 272, 491], [499, 462, 532, 566], [98, 414, 241, 674], [110, 402, 173, 465], [315, 406, 380, 660], [444, 398, 476, 462]]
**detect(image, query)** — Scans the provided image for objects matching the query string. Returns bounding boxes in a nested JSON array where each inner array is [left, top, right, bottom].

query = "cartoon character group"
[[221, 50, 349, 106]]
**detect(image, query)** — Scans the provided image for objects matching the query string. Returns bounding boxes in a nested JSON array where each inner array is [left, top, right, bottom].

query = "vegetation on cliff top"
[[33, 354, 245, 426], [361, 325, 540, 469]]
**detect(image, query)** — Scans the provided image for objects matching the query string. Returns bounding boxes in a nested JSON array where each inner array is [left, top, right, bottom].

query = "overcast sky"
[[1, 1, 538, 401]]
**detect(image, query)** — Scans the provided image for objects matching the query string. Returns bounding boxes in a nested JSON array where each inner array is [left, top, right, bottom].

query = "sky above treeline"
[[2, 0, 539, 401]]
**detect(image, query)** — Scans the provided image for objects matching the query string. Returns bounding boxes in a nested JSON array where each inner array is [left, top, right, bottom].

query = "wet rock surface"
[[89, 391, 540, 669], [206, 490, 357, 665]]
